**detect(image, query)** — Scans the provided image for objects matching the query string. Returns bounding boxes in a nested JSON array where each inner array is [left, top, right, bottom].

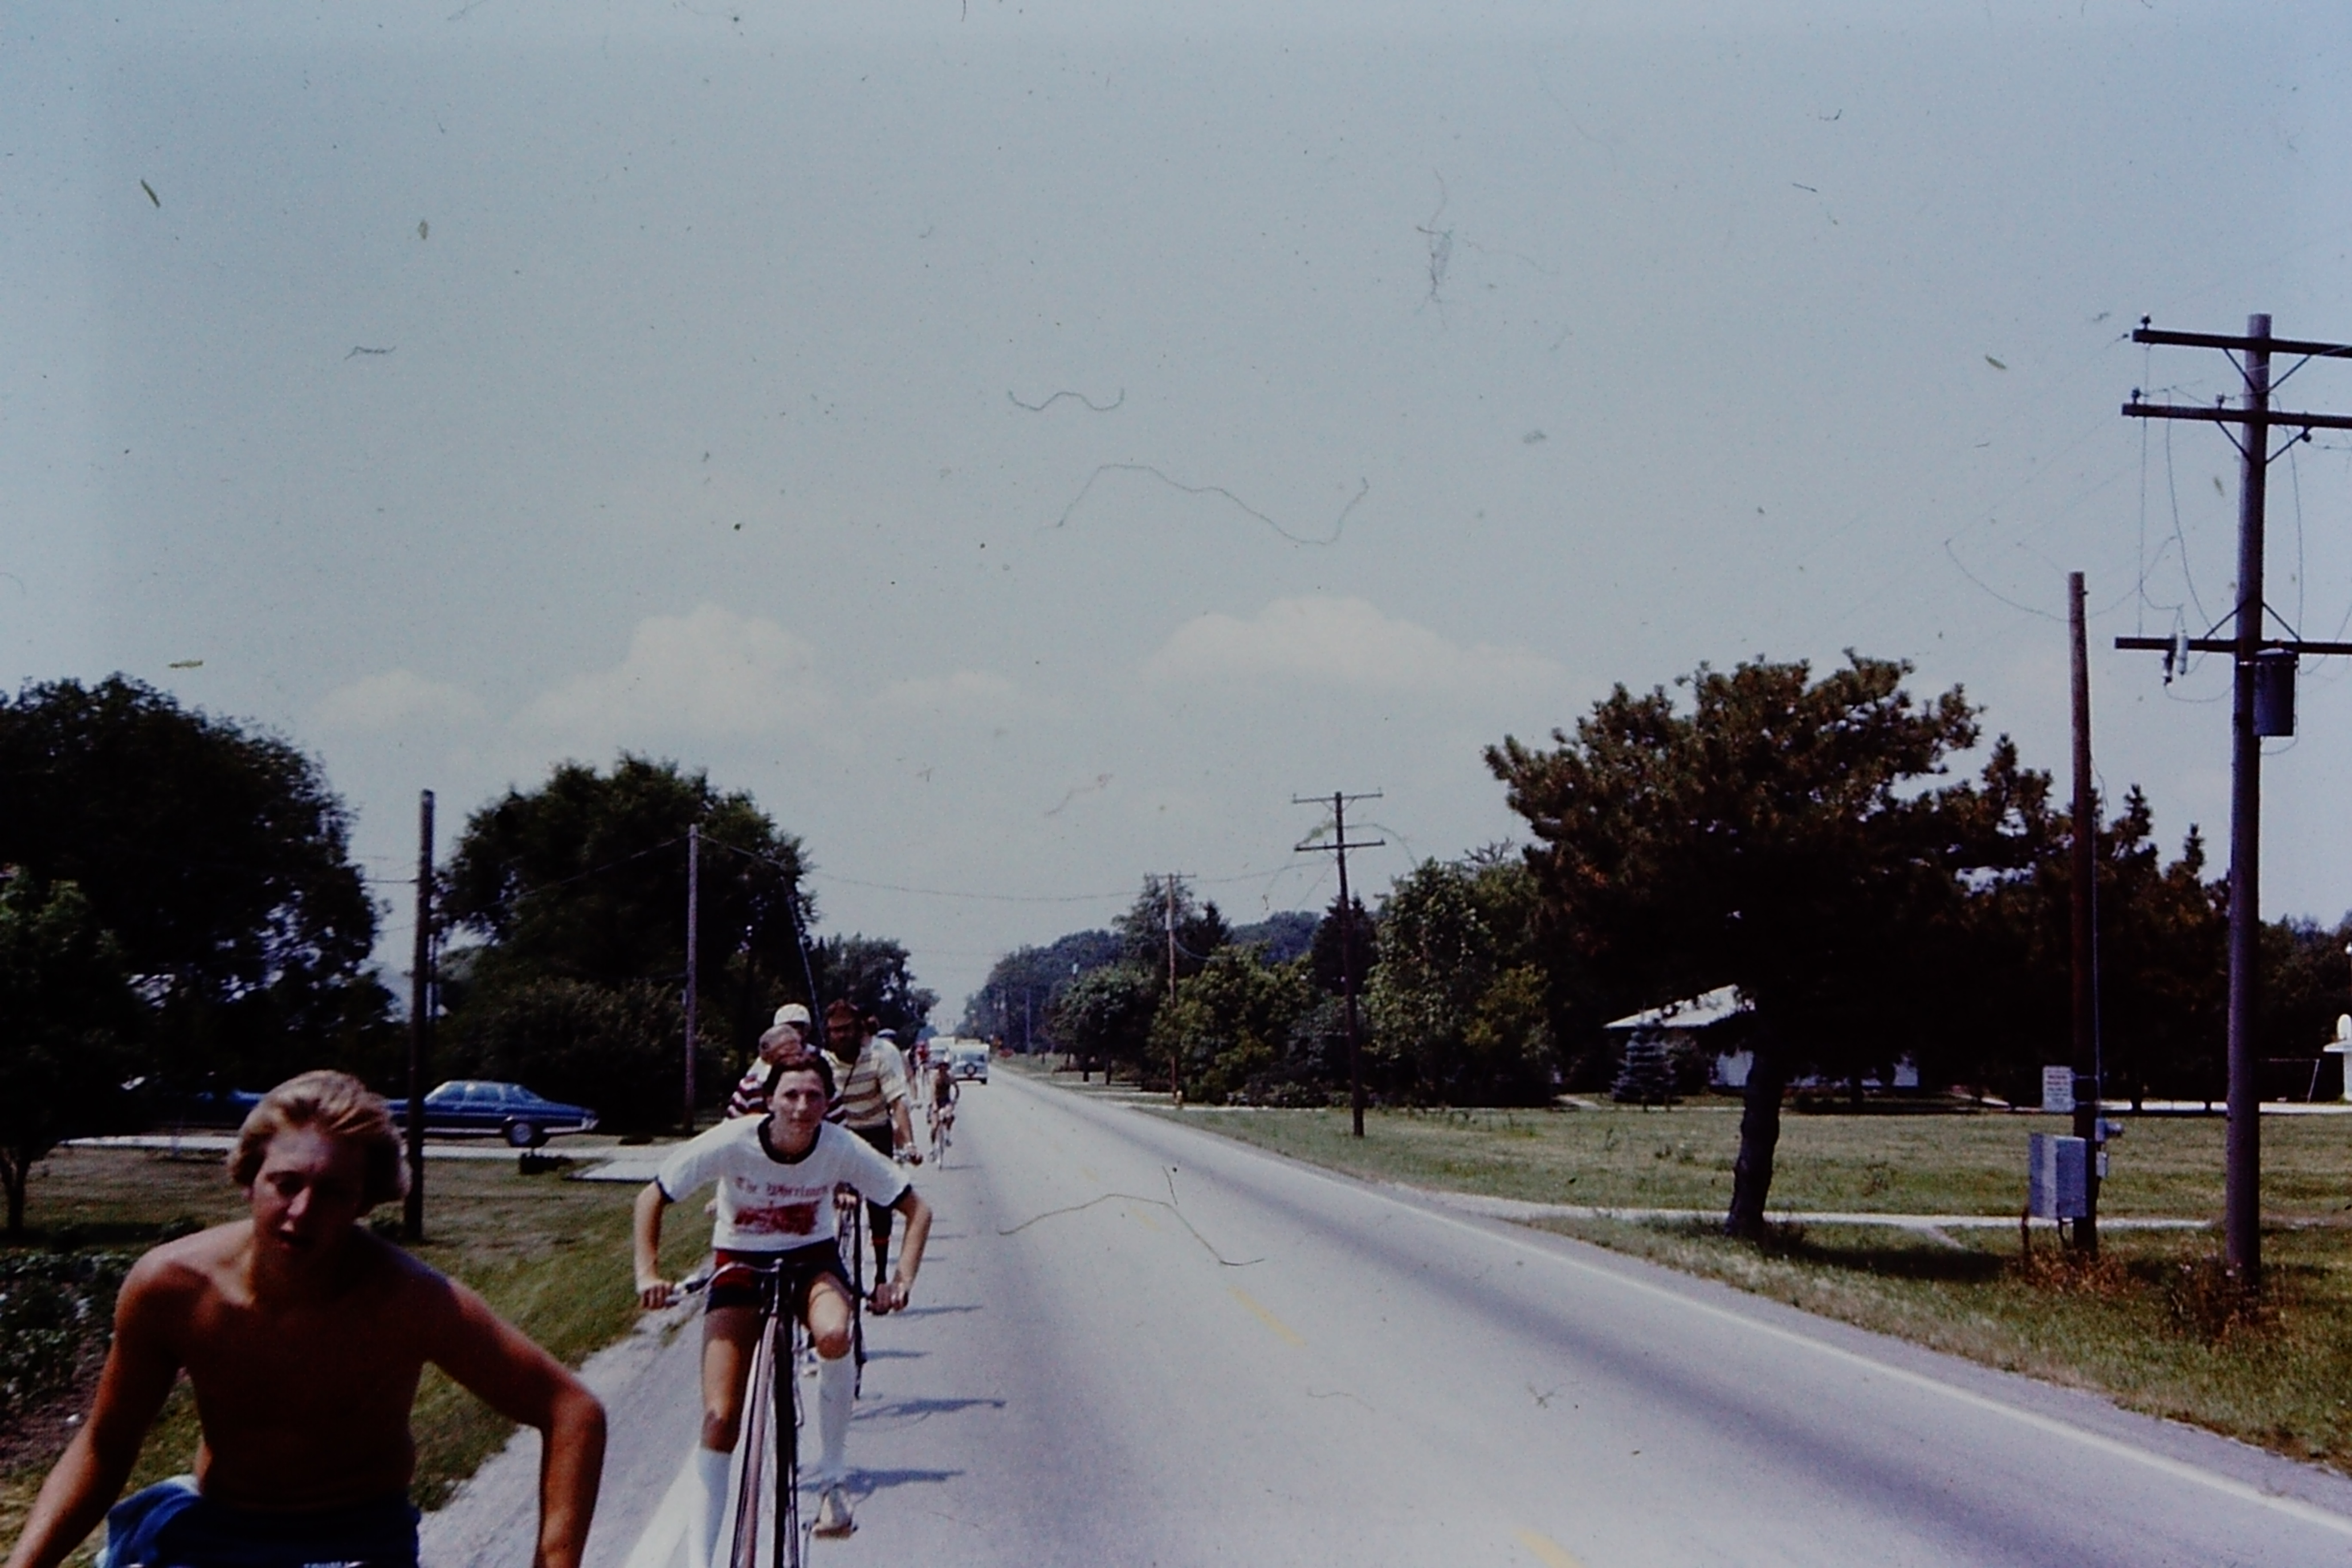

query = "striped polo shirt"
[[828, 1038, 909, 1131]]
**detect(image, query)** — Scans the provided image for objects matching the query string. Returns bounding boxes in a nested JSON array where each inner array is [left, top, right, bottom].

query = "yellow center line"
[[1228, 1286, 1305, 1346], [1514, 1528, 1586, 1568]]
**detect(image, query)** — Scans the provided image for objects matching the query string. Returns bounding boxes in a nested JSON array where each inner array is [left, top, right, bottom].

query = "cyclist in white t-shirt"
[[633, 1052, 932, 1546]]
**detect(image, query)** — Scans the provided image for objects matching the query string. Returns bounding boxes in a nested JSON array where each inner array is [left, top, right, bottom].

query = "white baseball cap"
[[773, 1002, 812, 1029]]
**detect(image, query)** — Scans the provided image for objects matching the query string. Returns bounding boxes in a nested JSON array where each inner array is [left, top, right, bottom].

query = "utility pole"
[[683, 823, 700, 1134], [2121, 314, 2352, 1284], [2068, 572, 2101, 1256], [1166, 873, 1182, 1107], [1294, 791, 1384, 1137], [403, 790, 433, 1244]]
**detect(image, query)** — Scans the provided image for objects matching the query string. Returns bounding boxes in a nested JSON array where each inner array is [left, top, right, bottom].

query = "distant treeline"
[[969, 654, 2345, 1115]]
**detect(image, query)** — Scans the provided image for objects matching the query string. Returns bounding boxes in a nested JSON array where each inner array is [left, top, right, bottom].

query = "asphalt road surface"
[[431, 1070, 2352, 1568]]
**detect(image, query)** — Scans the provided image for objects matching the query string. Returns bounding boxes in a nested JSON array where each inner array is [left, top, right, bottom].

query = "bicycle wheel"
[[843, 1195, 867, 1394], [772, 1309, 801, 1568], [727, 1304, 778, 1568]]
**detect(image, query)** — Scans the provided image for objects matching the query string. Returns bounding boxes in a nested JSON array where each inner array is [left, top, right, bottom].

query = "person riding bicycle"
[[5, 1072, 606, 1568], [819, 1002, 919, 1278], [929, 1054, 958, 1127], [634, 1050, 931, 1547], [921, 1055, 959, 1163], [725, 1003, 813, 1120]]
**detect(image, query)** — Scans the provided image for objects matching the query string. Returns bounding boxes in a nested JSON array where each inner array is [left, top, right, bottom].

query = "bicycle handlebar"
[[667, 1256, 870, 1303]]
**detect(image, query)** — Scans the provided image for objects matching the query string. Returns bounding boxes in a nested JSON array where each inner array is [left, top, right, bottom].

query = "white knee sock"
[[815, 1349, 854, 1487], [689, 1445, 732, 1568]]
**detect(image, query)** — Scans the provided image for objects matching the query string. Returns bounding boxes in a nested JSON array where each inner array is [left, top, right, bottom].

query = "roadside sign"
[[2040, 1065, 2076, 1115]]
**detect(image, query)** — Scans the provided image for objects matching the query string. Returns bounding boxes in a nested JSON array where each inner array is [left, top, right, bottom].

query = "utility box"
[[2029, 1133, 2089, 1220], [2254, 648, 2298, 737]]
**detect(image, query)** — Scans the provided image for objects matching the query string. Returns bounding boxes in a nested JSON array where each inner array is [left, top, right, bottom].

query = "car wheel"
[[504, 1121, 543, 1149]]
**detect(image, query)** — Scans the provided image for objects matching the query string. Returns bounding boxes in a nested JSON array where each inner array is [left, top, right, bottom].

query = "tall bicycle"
[[686, 1263, 807, 1568]]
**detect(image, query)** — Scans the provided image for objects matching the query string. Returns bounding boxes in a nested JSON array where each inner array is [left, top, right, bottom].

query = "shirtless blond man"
[[4, 1071, 607, 1568]]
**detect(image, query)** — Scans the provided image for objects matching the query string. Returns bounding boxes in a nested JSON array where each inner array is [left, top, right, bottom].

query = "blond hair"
[[230, 1070, 408, 1210]]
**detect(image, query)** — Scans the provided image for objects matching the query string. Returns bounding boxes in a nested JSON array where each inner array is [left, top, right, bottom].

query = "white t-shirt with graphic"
[[654, 1116, 909, 1251]]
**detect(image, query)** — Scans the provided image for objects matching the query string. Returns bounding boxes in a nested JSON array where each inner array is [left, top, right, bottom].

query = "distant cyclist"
[[820, 1002, 919, 1278], [927, 1055, 958, 1149], [634, 1049, 931, 1546]]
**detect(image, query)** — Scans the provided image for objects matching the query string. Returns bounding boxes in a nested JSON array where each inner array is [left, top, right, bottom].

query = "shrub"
[[0, 1251, 133, 1424]]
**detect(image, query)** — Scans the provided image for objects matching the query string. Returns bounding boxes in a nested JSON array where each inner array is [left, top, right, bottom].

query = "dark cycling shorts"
[[103, 1477, 418, 1568], [706, 1240, 848, 1316]]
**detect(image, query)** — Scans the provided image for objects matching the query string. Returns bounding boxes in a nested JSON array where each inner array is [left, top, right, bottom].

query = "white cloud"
[[315, 670, 485, 732], [518, 604, 830, 746], [1144, 596, 1564, 699], [874, 669, 1023, 715]]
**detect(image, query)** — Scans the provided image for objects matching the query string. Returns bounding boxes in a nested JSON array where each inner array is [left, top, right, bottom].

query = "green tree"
[[1231, 910, 1320, 967], [445, 978, 710, 1137], [1957, 782, 2225, 1106], [1148, 947, 1314, 1103], [1114, 876, 1230, 984], [1490, 654, 2029, 1235], [2257, 913, 2352, 1099], [1046, 963, 1159, 1080], [809, 934, 937, 1042], [1307, 895, 1378, 1000], [0, 676, 386, 1088], [0, 878, 141, 1235], [440, 756, 813, 1073], [962, 929, 1123, 1045], [1364, 851, 1556, 1105]]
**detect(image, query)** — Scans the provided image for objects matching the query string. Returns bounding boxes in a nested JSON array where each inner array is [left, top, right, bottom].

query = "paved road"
[[430, 1070, 2352, 1568]]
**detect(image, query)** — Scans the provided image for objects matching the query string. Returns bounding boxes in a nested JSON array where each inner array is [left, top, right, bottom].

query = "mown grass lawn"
[[1151, 1095, 2352, 1221], [1120, 1084, 2352, 1473], [0, 1143, 703, 1563]]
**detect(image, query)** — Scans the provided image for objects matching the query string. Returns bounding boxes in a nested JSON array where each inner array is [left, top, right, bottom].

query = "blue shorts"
[[102, 1478, 418, 1568]]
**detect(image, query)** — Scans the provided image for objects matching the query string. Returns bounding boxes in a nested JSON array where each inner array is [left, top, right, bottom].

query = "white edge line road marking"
[[1400, 1183, 2352, 1540], [1117, 1101, 2352, 1542], [621, 1452, 698, 1568]]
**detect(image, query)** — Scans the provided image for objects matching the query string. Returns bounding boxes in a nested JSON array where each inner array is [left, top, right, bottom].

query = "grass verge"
[[1135, 1093, 2352, 1474], [1, 1144, 703, 1562]]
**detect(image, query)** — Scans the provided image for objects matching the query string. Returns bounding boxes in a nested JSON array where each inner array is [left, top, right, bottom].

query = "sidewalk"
[[1393, 1182, 2209, 1246]]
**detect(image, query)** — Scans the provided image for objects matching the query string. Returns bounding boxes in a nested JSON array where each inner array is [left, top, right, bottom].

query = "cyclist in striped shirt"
[[726, 1003, 812, 1120], [819, 1001, 919, 1278]]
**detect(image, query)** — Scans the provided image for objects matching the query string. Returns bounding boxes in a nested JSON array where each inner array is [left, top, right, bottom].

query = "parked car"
[[147, 1085, 265, 1130], [948, 1040, 989, 1084], [384, 1081, 599, 1148]]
